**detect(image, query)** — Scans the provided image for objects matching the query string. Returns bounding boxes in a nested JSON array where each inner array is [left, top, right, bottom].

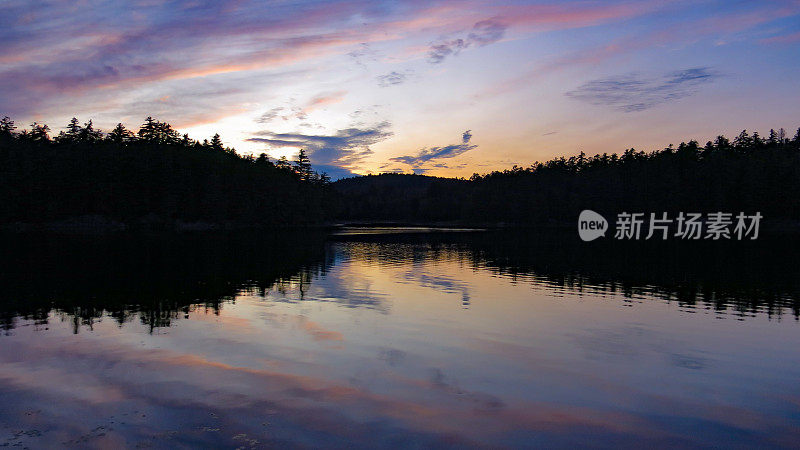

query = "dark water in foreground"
[[0, 229, 799, 448]]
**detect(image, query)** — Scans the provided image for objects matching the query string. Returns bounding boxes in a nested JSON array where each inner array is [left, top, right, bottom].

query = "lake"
[[0, 229, 798, 448]]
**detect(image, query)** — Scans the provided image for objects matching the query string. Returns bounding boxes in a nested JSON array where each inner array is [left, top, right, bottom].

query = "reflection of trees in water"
[[332, 232, 800, 320], [2, 231, 799, 333], [266, 250, 390, 312], [0, 231, 333, 333], [468, 232, 800, 320]]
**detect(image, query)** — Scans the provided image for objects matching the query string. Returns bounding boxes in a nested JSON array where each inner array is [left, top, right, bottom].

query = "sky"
[[2, 0, 800, 179]]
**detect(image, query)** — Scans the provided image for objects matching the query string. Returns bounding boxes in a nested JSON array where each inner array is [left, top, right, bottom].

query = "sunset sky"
[[3, 0, 799, 178]]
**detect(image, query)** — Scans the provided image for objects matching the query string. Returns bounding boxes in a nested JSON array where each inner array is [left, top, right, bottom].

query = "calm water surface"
[[0, 230, 799, 448]]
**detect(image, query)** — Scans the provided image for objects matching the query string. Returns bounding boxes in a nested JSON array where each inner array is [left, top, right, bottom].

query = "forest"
[[1, 115, 799, 229], [0, 116, 330, 228], [335, 127, 800, 227]]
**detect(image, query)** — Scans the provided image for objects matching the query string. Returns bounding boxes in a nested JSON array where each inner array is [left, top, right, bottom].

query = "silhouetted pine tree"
[[106, 123, 134, 144], [210, 133, 223, 151], [295, 149, 313, 181], [0, 117, 15, 137]]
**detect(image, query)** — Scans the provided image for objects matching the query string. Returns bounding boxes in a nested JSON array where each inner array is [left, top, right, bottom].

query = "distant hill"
[[333, 173, 469, 223]]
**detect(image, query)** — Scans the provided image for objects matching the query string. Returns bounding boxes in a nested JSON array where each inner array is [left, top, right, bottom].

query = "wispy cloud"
[[303, 91, 347, 114], [467, 19, 507, 45], [376, 71, 409, 87], [254, 91, 347, 124], [257, 107, 285, 123], [391, 130, 477, 171], [760, 30, 800, 44], [565, 68, 718, 112], [428, 38, 469, 64], [348, 42, 379, 67], [428, 19, 506, 63]]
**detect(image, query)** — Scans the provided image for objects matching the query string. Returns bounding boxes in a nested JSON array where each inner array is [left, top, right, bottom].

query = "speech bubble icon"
[[578, 210, 608, 241]]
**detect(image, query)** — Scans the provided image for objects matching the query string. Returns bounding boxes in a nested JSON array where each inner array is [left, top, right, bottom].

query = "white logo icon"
[[578, 210, 608, 241]]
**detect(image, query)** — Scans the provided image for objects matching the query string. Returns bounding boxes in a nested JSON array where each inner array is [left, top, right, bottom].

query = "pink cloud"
[[497, 0, 662, 31], [760, 30, 800, 44], [302, 91, 348, 115]]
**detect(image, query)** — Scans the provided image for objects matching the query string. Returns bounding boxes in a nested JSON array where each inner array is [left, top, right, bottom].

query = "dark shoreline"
[[4, 215, 800, 236]]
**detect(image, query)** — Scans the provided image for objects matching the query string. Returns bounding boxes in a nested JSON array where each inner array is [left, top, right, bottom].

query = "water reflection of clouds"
[[261, 312, 344, 343], [1, 331, 730, 448], [272, 266, 390, 312], [0, 332, 678, 447], [378, 348, 406, 367], [259, 264, 389, 313], [569, 325, 714, 373], [397, 270, 472, 307], [2, 287, 800, 445]]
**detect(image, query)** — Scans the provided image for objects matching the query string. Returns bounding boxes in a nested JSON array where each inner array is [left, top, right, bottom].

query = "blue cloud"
[[428, 19, 507, 63], [376, 71, 408, 87], [565, 67, 718, 112], [390, 130, 477, 168], [247, 121, 393, 176]]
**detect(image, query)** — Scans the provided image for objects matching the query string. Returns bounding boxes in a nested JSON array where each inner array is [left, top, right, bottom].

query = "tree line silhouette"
[[2, 115, 799, 228], [334, 127, 800, 226], [0, 116, 329, 228]]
